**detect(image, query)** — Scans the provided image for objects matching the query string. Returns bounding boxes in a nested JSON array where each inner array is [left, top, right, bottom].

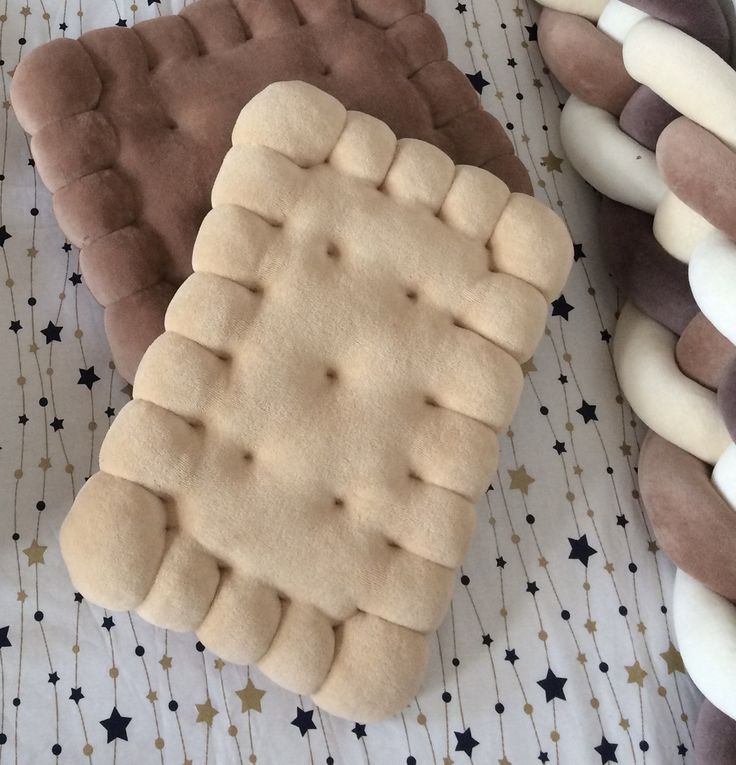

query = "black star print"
[[59, 22, 68, 31], [482, 634, 492, 646], [539, 753, 550, 763], [69, 686, 84, 703], [551, 294, 574, 320], [0, 627, 11, 648], [594, 736, 618, 764], [116, 18, 128, 26], [466, 71, 490, 94], [525, 23, 538, 41], [101, 616, 115, 631], [148, 0, 161, 4], [69, 273, 82, 286], [677, 744, 688, 756], [600, 329, 612, 343], [569, 534, 598, 567], [291, 707, 316, 737], [455, 2, 467, 11], [0, 225, 11, 247], [50, 417, 64, 432], [62, 242, 72, 253], [496, 557, 506, 569], [507, 57, 517, 68], [100, 706, 131, 743], [454, 728, 479, 757], [553, 440, 566, 455], [48, 672, 59, 685], [74, 592, 83, 603], [576, 400, 598, 423], [537, 669, 567, 702], [505, 649, 519, 665], [526, 581, 539, 596], [18, 414, 28, 425], [616, 515, 628, 528], [573, 243, 586, 261], [9, 320, 21, 333], [78, 366, 100, 389], [351, 723, 366, 739], [105, 407, 116, 418], [40, 321, 62, 344], [558, 374, 568, 384]]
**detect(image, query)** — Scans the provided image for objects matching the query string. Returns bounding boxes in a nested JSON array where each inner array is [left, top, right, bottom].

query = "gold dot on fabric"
[[591, 698, 599, 709], [566, 491, 575, 502], [615, 395, 623, 404], [658, 686, 667, 697], [65, 464, 74, 474], [83, 744, 93, 756], [465, 40, 472, 47], [632, 490, 640, 500], [109, 667, 119, 679], [588, 287, 595, 295], [563, 353, 572, 362], [109, 361, 116, 370], [77, 9, 83, 15], [249, 756, 257, 764], [46, 368, 53, 376], [511, 534, 520, 544], [74, 329, 83, 338], [155, 738, 164, 750], [72, 644, 79, 654], [417, 713, 426, 725], [506, 428, 514, 438], [587, 509, 594, 518], [131, 3, 138, 10], [13, 469, 22, 479], [565, 422, 574, 432], [42, 12, 50, 19], [583, 582, 591, 591], [58, 292, 65, 300], [523, 703, 533, 715], [0, 15, 7, 21], [500, 607, 508, 617], [17, 376, 25, 386], [228, 725, 237, 736], [88, 421, 97, 431], [538, 630, 547, 641], [681, 714, 688, 722], [551, 731, 560, 742], [489, 516, 496, 526], [5, 278, 13, 286], [538, 180, 546, 188]]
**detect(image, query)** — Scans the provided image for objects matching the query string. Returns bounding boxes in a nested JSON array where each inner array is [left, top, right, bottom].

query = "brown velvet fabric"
[[695, 700, 736, 765], [12, 0, 530, 382], [718, 358, 736, 445], [599, 197, 698, 335], [618, 87, 679, 152], [675, 313, 736, 391], [658, 116, 736, 242], [639, 431, 736, 603], [538, 8, 636, 116]]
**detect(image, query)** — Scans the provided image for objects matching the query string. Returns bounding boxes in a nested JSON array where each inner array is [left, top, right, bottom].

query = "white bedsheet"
[[0, 1, 700, 763]]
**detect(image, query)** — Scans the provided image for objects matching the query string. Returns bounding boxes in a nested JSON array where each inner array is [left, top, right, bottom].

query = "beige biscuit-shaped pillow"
[[60, 81, 572, 721]]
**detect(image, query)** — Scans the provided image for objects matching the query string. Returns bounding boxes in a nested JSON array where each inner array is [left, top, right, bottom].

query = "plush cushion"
[[675, 313, 736, 391], [695, 701, 736, 765], [11, 0, 529, 383], [58, 82, 572, 722]]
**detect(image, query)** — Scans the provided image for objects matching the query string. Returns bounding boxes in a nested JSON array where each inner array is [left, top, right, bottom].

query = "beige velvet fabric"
[[59, 82, 572, 722]]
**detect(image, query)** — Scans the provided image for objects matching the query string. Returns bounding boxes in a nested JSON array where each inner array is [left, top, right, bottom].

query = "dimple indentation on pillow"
[[11, 0, 530, 383], [58, 81, 572, 722]]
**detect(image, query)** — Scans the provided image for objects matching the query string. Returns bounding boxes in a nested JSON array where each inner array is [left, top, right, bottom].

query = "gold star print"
[[214, 658, 225, 670], [196, 698, 218, 726], [23, 539, 47, 566], [577, 653, 587, 664], [584, 619, 596, 634], [520, 357, 537, 376], [533, 79, 542, 89], [573, 465, 583, 476], [619, 442, 632, 456], [638, 622, 647, 634], [26, 247, 37, 258], [146, 690, 157, 703], [508, 465, 535, 495], [472, 20, 480, 29], [17, 590, 26, 602], [648, 540, 659, 553], [29, 343, 38, 353], [603, 562, 614, 574], [513, 6, 523, 16], [20, 6, 31, 16], [521, 134, 530, 144], [2, 100, 10, 111], [541, 151, 563, 173], [620, 718, 630, 731], [236, 678, 266, 713], [660, 643, 685, 674], [184, 760, 193, 765], [38, 457, 51, 471], [443, 758, 454, 765], [159, 655, 172, 670], [625, 661, 648, 687], [499, 758, 512, 765], [538, 557, 548, 568], [495, 90, 504, 101]]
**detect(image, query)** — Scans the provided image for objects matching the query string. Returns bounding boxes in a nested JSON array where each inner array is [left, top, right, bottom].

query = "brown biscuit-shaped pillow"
[[59, 82, 572, 722], [639, 430, 736, 603], [675, 312, 736, 391], [11, 0, 530, 382]]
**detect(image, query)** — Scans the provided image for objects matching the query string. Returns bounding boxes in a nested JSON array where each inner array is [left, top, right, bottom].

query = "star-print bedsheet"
[[0, 1, 702, 764]]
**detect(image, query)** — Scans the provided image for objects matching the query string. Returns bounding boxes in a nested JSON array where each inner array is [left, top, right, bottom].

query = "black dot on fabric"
[[39, 397, 48, 407], [134, 645, 144, 657], [11, 533, 18, 541], [560, 610, 570, 621], [0, 733, 6, 744], [195, 641, 205, 652], [30, 208, 38, 217], [18, 38, 26, 45], [661, 605, 668, 614], [495, 702, 504, 714], [629, 563, 637, 573], [516, 92, 523, 100], [506, 122, 514, 130], [442, 691, 451, 703], [52, 744, 61, 755], [542, 124, 548, 131], [0, 61, 4, 67], [500, 22, 506, 28], [619, 606, 628, 616], [543, 66, 550, 74], [606, 467, 613, 474], [34, 611, 43, 622], [168, 700, 178, 711], [327, 759, 334, 765], [36, 501, 45, 511], [407, 758, 416, 765], [540, 406, 548, 415], [599, 662, 609, 673], [639, 741, 649, 752], [526, 514, 535, 524], [460, 575, 470, 585], [0, 173, 4, 180], [12, 698, 20, 707], [452, 658, 459, 667], [27, 297, 36, 306]]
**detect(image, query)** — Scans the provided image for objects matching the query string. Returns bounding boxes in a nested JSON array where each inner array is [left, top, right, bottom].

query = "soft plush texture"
[[695, 701, 736, 765], [11, 0, 529, 383], [675, 312, 736, 391], [59, 81, 572, 722], [690, 230, 736, 346]]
